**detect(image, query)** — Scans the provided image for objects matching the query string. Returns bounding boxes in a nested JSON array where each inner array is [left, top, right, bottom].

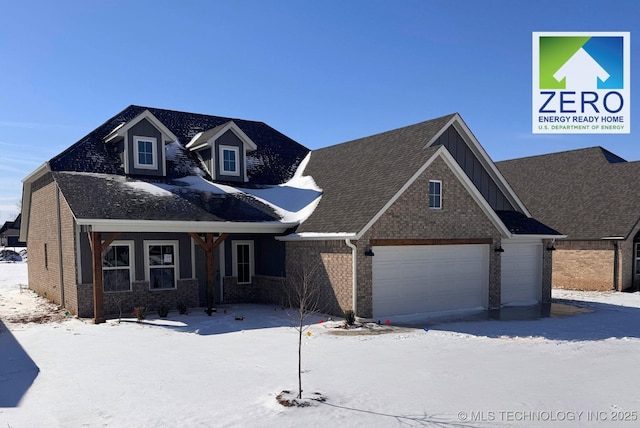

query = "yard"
[[1, 260, 639, 427]]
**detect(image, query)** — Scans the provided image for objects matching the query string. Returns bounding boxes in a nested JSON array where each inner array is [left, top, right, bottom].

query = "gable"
[[431, 126, 516, 211], [295, 114, 456, 235], [367, 155, 504, 240]]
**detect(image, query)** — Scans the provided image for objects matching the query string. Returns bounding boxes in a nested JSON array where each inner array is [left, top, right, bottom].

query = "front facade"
[[498, 147, 640, 292], [21, 106, 312, 321], [21, 107, 561, 321]]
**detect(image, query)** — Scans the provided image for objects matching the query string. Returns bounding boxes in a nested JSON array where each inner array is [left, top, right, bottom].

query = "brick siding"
[[78, 279, 199, 319], [553, 240, 615, 291], [27, 175, 65, 306], [223, 275, 287, 306]]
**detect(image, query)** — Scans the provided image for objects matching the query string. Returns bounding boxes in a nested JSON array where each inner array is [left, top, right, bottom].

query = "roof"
[[22, 106, 316, 237], [53, 172, 282, 223], [497, 147, 640, 240], [49, 105, 309, 185], [495, 210, 562, 235], [295, 114, 456, 234]]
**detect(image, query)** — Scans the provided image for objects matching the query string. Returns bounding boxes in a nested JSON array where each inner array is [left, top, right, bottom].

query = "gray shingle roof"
[[296, 114, 456, 234], [54, 172, 281, 222], [50, 105, 309, 185], [497, 147, 640, 240], [45, 106, 310, 225]]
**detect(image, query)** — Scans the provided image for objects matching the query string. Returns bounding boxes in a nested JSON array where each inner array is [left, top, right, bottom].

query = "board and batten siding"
[[432, 126, 516, 212]]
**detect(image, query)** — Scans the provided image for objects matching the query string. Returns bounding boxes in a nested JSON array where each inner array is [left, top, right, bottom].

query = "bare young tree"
[[284, 257, 324, 400]]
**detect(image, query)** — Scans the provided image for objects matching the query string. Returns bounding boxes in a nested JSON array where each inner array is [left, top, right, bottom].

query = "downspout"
[[613, 241, 619, 291], [345, 239, 357, 316], [56, 186, 65, 308]]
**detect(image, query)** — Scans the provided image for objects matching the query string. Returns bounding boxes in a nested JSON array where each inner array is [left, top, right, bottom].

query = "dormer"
[[104, 110, 178, 177], [186, 121, 257, 183]]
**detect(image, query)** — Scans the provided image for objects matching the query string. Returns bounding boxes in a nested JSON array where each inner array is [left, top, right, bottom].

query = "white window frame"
[[219, 145, 240, 177], [133, 136, 158, 170], [144, 240, 179, 290], [102, 240, 134, 293], [232, 240, 254, 285], [428, 180, 442, 209]]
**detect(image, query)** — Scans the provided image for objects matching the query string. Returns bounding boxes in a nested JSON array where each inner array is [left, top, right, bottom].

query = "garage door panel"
[[372, 244, 488, 317], [501, 243, 542, 305]]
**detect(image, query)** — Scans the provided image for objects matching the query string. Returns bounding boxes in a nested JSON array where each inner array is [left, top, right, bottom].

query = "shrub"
[[177, 302, 188, 315], [133, 306, 146, 322], [158, 306, 169, 318], [343, 309, 356, 326]]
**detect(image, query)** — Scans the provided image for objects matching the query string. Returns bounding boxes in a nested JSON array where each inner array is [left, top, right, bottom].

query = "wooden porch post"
[[90, 232, 104, 324], [88, 231, 122, 324], [189, 232, 228, 315]]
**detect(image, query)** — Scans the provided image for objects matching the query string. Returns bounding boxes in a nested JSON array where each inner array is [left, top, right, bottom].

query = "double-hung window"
[[134, 136, 157, 169], [232, 241, 254, 284], [428, 180, 442, 209], [103, 241, 133, 292], [145, 241, 178, 289], [219, 145, 240, 176]]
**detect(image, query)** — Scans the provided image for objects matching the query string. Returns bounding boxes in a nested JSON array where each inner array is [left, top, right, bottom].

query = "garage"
[[372, 244, 489, 317], [500, 241, 542, 305]]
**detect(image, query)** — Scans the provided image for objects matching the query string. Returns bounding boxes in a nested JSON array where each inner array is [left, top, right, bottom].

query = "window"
[[232, 241, 254, 284], [103, 241, 133, 292], [133, 136, 157, 169], [635, 243, 640, 275], [145, 241, 179, 289], [219, 145, 240, 176], [429, 180, 442, 209]]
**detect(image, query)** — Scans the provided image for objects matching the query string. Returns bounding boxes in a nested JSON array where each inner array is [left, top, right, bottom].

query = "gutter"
[[345, 239, 358, 317]]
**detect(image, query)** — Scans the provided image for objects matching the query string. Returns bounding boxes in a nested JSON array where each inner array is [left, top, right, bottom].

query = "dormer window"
[[186, 120, 258, 183], [220, 145, 240, 176], [103, 110, 178, 177], [134, 136, 158, 170]]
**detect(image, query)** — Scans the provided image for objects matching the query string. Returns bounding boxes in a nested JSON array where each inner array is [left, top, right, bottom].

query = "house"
[[497, 147, 640, 292], [0, 214, 24, 247], [20, 106, 562, 322]]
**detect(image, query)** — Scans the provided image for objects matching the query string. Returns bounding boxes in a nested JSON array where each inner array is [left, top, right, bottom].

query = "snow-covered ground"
[[1, 261, 640, 427]]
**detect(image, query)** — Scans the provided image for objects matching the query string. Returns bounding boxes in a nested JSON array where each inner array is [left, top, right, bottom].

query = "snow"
[[2, 261, 640, 427], [124, 181, 173, 197]]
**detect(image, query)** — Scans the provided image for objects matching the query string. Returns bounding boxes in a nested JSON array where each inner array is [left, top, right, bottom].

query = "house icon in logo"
[[553, 48, 610, 90]]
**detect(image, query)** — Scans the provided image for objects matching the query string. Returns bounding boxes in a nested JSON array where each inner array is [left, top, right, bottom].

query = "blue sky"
[[1, 0, 639, 223]]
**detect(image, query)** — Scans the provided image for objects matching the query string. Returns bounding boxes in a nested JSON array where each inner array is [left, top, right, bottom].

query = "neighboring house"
[[0, 214, 24, 247], [498, 147, 640, 292], [21, 106, 562, 322]]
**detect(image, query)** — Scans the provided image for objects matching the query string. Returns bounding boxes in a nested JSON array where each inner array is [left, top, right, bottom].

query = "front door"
[[195, 244, 222, 306]]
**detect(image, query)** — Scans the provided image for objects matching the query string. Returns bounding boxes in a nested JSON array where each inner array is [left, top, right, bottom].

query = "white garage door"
[[372, 245, 489, 317], [501, 242, 542, 305]]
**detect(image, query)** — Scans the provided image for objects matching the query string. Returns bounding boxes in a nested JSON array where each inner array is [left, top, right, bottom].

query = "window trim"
[[218, 145, 240, 177], [102, 240, 134, 293], [232, 240, 254, 285], [428, 180, 442, 210], [133, 135, 158, 170], [144, 240, 179, 290]]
